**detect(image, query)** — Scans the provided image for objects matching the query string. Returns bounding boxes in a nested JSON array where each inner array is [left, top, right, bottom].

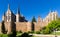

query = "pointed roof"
[[49, 10, 52, 14], [3, 12, 5, 16], [38, 16, 42, 22], [17, 7, 20, 15], [54, 10, 58, 13], [38, 16, 41, 19], [6, 4, 12, 15], [8, 4, 10, 10], [16, 5, 22, 17]]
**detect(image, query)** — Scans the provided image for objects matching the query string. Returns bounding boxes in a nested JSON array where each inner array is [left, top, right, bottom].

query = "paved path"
[[17, 33, 60, 37], [29, 34, 60, 37]]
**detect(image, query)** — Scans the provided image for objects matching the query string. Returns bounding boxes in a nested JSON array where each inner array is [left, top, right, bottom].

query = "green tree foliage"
[[56, 18, 60, 30], [1, 21, 6, 34], [31, 16, 36, 31], [8, 30, 16, 37], [41, 19, 60, 34], [47, 21, 57, 31], [31, 16, 36, 22], [35, 31, 41, 34], [8, 22, 16, 37]]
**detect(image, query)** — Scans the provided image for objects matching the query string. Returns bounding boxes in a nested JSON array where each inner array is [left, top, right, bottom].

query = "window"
[[6, 15, 11, 22]]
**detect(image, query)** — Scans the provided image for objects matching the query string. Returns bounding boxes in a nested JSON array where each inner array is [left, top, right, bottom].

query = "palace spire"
[[17, 5, 21, 15], [7, 4, 10, 11]]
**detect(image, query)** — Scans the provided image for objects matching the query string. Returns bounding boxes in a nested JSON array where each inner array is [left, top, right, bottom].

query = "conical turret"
[[16, 7, 21, 22], [17, 7, 20, 15]]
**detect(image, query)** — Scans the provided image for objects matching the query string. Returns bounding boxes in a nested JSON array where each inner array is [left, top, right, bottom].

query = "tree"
[[8, 22, 16, 37], [31, 16, 36, 31], [41, 20, 60, 34], [31, 16, 36, 22], [1, 21, 6, 34]]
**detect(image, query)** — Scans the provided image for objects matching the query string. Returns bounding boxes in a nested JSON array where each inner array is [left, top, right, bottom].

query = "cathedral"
[[0, 4, 58, 34]]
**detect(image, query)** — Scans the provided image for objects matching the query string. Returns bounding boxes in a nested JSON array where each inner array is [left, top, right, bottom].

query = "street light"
[[54, 29, 57, 37]]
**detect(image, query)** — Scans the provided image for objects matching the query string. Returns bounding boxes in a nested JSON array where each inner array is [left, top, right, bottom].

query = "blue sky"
[[0, 0, 60, 22]]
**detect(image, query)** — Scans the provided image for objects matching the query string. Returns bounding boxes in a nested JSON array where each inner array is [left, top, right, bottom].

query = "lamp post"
[[54, 29, 57, 37]]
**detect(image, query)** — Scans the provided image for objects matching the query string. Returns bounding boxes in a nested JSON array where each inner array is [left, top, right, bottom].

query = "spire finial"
[[8, 4, 10, 10], [17, 5, 20, 14], [3, 12, 5, 16]]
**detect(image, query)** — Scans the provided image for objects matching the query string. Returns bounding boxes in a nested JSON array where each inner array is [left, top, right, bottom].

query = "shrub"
[[20, 32, 32, 37], [35, 31, 41, 34], [0, 34, 8, 37], [28, 31, 34, 34]]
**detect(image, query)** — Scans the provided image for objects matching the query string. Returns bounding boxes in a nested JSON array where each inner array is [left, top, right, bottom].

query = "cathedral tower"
[[51, 11, 57, 21], [5, 4, 12, 22]]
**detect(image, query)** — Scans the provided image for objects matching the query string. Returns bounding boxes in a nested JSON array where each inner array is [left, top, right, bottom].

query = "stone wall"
[[34, 22, 41, 31], [4, 22, 12, 34], [26, 22, 31, 32], [0, 21, 49, 33], [15, 22, 31, 32], [3, 22, 32, 33]]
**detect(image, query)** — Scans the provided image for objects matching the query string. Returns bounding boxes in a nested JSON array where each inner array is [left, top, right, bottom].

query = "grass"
[[50, 31, 60, 35], [0, 34, 8, 37], [0, 31, 60, 37]]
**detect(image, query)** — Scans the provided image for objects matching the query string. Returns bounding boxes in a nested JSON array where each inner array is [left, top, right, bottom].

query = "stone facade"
[[0, 4, 58, 34], [43, 11, 57, 26]]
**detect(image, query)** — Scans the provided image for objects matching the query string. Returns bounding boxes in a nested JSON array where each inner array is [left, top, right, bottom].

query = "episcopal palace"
[[0, 4, 57, 34]]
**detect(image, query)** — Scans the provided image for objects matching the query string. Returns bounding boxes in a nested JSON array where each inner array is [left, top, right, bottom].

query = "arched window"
[[6, 15, 11, 22]]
